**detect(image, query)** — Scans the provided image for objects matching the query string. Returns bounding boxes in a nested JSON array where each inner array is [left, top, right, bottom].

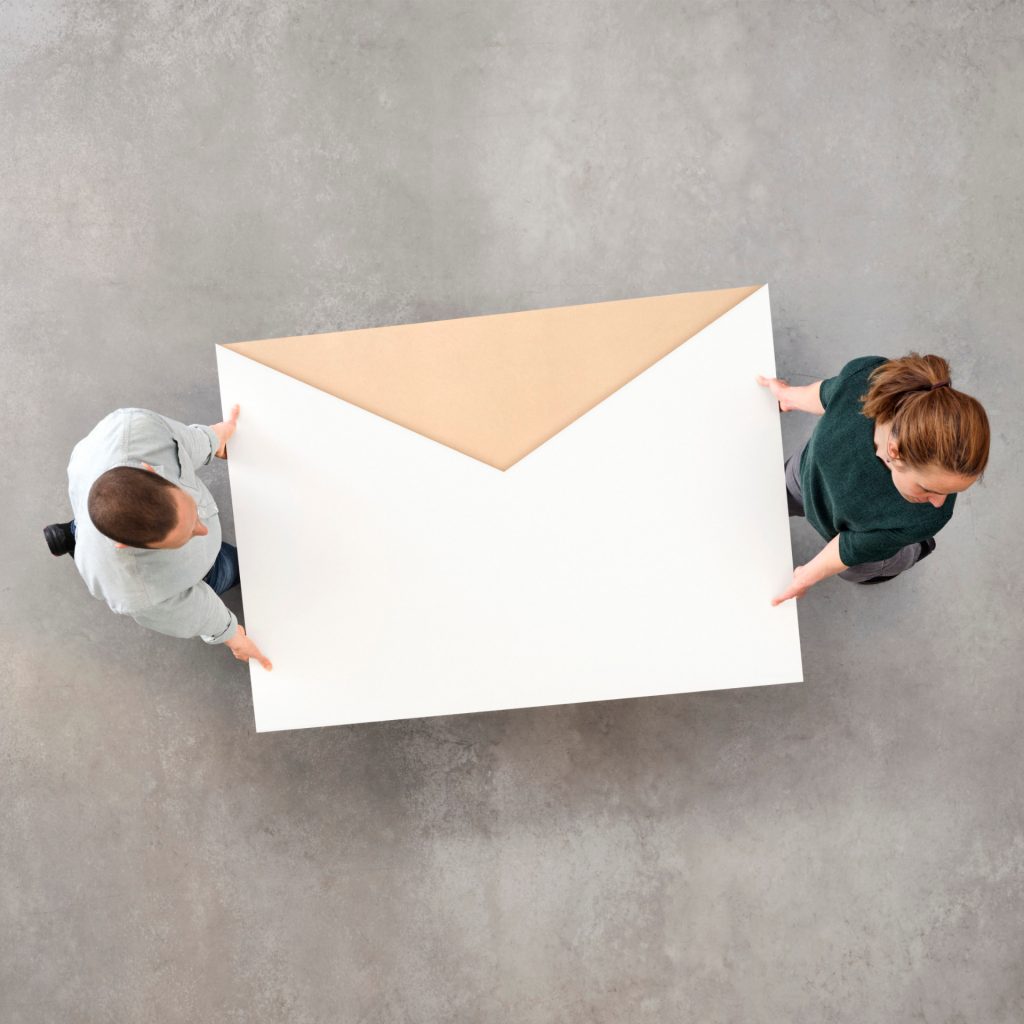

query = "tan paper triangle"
[[224, 285, 760, 470]]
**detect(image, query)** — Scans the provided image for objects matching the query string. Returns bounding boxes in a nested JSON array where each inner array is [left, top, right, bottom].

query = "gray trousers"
[[784, 443, 928, 584]]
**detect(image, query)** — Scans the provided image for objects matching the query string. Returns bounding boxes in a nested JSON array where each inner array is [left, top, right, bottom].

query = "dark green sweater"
[[800, 356, 955, 566]]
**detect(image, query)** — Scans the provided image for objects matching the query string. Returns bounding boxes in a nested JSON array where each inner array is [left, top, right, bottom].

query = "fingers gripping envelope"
[[216, 284, 802, 731]]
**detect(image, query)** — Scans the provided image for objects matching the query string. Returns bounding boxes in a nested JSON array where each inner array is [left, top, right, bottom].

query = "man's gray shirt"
[[67, 408, 238, 644]]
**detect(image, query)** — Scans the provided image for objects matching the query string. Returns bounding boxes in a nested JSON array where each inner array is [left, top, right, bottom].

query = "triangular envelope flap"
[[225, 285, 761, 470]]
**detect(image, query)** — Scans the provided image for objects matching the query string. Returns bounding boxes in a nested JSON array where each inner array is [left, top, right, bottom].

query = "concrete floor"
[[3, 1, 1023, 1021]]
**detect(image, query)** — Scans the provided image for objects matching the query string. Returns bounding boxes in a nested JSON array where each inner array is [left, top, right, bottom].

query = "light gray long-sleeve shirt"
[[67, 408, 238, 644]]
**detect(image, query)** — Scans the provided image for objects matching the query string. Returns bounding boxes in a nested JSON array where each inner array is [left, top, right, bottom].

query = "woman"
[[757, 353, 990, 605]]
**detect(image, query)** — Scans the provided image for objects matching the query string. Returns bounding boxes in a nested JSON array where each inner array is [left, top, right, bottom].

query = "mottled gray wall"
[[2, 2, 1022, 1022]]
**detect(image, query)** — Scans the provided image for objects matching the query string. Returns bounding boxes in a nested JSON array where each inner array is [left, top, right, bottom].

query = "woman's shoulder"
[[821, 356, 888, 408], [837, 355, 888, 379]]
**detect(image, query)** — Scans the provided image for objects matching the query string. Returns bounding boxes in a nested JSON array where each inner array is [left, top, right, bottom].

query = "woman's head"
[[861, 353, 990, 504]]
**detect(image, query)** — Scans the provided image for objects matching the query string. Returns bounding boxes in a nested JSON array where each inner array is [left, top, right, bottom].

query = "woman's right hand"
[[225, 624, 273, 671], [756, 375, 795, 411]]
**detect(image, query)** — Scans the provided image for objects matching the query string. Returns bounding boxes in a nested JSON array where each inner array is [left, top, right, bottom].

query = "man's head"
[[87, 465, 208, 549]]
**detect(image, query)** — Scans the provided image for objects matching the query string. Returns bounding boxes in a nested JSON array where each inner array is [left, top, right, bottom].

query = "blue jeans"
[[202, 542, 240, 595], [70, 520, 240, 595]]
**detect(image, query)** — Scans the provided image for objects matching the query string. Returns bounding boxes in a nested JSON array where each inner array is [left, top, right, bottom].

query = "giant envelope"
[[216, 284, 802, 732]]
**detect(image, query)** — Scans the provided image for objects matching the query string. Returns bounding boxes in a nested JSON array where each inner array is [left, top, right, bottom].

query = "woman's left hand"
[[772, 566, 815, 606]]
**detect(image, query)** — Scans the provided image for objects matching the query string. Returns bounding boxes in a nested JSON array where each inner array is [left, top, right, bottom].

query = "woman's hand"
[[757, 375, 797, 411], [756, 376, 825, 415], [772, 538, 847, 605], [772, 565, 816, 606]]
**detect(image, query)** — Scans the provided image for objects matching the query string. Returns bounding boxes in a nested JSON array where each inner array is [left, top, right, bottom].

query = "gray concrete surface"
[[3, 1, 1022, 1021]]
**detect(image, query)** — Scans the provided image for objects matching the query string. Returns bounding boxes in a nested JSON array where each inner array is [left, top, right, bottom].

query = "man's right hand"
[[211, 404, 240, 459], [225, 624, 272, 671]]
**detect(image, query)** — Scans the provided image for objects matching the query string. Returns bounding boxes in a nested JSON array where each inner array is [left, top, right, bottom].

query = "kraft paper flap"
[[223, 284, 761, 470]]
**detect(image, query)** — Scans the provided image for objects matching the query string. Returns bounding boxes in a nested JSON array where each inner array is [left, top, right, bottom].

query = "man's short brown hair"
[[87, 467, 180, 548]]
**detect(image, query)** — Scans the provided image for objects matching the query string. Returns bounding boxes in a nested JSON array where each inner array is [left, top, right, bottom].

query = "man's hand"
[[225, 623, 272, 671], [772, 565, 816, 606], [211, 404, 240, 459]]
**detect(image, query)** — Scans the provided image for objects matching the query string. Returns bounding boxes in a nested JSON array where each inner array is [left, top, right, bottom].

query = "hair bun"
[[861, 353, 988, 478]]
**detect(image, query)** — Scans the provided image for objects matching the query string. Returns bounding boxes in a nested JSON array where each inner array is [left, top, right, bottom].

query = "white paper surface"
[[216, 285, 802, 731]]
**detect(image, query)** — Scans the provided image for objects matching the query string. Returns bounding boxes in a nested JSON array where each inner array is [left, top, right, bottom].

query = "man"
[[44, 406, 272, 670]]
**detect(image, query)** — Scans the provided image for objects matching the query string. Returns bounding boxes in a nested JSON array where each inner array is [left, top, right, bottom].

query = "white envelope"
[[216, 284, 802, 731]]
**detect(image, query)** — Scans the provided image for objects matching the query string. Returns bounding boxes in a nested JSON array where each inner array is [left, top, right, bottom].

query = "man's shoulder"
[[68, 409, 181, 508], [74, 528, 197, 615], [74, 407, 163, 448], [72, 530, 149, 613], [71, 409, 174, 466], [104, 407, 172, 439]]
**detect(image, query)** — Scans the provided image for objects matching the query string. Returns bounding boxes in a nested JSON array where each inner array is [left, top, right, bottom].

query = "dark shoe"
[[44, 522, 76, 557], [858, 574, 895, 585]]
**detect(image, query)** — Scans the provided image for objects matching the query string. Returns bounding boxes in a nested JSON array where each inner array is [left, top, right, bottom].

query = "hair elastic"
[[928, 380, 951, 391]]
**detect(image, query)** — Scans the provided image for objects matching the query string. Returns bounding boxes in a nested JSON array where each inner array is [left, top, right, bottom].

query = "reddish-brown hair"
[[861, 353, 990, 477]]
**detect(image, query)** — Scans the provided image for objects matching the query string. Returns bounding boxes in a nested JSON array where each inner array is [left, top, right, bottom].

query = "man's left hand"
[[211, 404, 240, 459]]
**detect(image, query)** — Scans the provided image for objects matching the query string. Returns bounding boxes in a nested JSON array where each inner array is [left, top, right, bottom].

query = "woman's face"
[[876, 421, 978, 506], [888, 461, 978, 507]]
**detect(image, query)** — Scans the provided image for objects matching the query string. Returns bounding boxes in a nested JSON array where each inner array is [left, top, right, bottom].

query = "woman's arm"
[[771, 535, 847, 606], [757, 376, 825, 415]]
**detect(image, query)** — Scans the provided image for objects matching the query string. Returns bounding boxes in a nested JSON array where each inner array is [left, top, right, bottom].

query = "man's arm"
[[156, 404, 239, 474], [757, 376, 825, 415], [209, 405, 239, 459], [130, 584, 273, 669], [772, 535, 846, 606], [131, 581, 238, 643], [153, 414, 219, 471]]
